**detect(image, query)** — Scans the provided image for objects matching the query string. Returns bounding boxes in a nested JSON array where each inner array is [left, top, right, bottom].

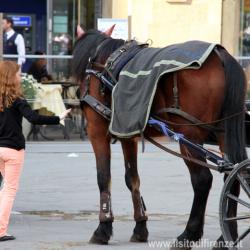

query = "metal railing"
[[2, 54, 73, 59]]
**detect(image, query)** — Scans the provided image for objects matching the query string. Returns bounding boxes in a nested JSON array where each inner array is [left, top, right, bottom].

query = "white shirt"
[[5, 29, 26, 65]]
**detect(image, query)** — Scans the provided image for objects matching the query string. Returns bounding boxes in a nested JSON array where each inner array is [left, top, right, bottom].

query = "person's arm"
[[14, 98, 70, 125], [15, 34, 26, 65]]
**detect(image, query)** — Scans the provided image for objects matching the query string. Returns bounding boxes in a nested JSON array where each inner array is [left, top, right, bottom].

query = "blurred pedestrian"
[[2, 16, 26, 66], [28, 51, 52, 82], [0, 61, 71, 241]]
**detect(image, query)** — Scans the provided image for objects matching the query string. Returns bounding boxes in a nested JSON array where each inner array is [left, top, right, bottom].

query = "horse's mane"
[[72, 30, 125, 82]]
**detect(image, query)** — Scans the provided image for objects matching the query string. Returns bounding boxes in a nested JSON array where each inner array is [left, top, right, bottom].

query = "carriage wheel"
[[219, 159, 250, 250]]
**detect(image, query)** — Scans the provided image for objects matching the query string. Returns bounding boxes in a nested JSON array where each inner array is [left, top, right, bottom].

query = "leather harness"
[[79, 40, 236, 172], [80, 39, 224, 134]]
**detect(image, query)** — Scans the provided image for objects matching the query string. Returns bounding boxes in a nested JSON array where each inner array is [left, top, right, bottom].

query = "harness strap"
[[91, 38, 112, 62], [80, 94, 231, 172], [85, 69, 114, 91], [157, 107, 224, 132], [173, 73, 179, 108], [81, 94, 111, 120], [105, 42, 148, 80], [214, 46, 224, 67]]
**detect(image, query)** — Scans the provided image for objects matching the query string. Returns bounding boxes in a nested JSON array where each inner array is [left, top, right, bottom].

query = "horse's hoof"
[[171, 229, 202, 250], [130, 233, 148, 242], [212, 235, 229, 250], [170, 242, 192, 250], [169, 240, 191, 250], [89, 222, 113, 245], [170, 246, 191, 250], [89, 234, 109, 245], [212, 246, 228, 250], [130, 220, 148, 242], [212, 242, 228, 250], [212, 241, 228, 250]]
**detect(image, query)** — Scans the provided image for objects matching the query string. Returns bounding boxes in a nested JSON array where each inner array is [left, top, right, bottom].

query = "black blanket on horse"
[[109, 40, 217, 137]]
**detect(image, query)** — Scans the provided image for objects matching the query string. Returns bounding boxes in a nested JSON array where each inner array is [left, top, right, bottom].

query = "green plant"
[[21, 74, 39, 100]]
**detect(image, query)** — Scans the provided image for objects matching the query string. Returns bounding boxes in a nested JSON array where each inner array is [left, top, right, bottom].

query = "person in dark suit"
[[2, 16, 26, 66], [28, 51, 52, 82]]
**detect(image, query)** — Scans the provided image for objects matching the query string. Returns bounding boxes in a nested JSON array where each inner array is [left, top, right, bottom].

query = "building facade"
[[0, 0, 102, 55], [105, 0, 240, 56], [104, 0, 250, 85], [0, 0, 249, 57], [1, 0, 250, 140]]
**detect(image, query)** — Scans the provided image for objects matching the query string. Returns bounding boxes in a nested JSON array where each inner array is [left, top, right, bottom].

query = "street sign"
[[11, 15, 32, 27]]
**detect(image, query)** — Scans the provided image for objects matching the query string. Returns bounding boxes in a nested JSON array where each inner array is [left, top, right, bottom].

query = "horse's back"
[[155, 51, 225, 124]]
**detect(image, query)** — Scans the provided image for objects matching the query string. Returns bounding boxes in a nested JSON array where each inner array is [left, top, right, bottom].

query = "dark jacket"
[[3, 32, 18, 54], [0, 98, 60, 150], [28, 63, 52, 82]]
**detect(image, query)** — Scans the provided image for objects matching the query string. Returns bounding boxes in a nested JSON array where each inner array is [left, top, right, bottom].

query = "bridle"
[[79, 37, 117, 120]]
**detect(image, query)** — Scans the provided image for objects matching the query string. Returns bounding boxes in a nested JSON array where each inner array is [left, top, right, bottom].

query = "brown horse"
[[72, 28, 247, 249]]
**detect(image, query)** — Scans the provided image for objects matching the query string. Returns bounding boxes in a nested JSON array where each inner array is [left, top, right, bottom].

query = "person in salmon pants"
[[0, 61, 71, 241]]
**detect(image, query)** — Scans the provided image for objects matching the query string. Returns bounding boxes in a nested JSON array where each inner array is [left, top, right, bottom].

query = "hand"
[[59, 109, 71, 120]]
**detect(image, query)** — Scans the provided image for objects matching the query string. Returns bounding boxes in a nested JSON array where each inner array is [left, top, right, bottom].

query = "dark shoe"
[[0, 235, 16, 241]]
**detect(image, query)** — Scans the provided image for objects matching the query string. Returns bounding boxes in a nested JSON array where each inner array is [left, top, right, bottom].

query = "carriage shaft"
[[148, 117, 233, 170]]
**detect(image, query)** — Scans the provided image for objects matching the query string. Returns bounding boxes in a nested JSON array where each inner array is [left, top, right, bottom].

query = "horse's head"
[[72, 29, 107, 83], [72, 25, 120, 83], [72, 27, 125, 104]]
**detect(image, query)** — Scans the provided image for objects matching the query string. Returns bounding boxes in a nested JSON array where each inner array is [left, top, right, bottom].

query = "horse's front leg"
[[88, 131, 113, 244], [121, 139, 148, 242]]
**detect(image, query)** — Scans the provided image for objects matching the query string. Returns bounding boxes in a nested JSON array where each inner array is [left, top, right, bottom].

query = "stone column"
[[102, 0, 113, 18], [221, 0, 241, 56]]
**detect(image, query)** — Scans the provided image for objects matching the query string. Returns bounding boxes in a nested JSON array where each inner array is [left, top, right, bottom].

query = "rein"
[[81, 86, 231, 172], [80, 81, 231, 172], [157, 108, 244, 128], [79, 39, 237, 172]]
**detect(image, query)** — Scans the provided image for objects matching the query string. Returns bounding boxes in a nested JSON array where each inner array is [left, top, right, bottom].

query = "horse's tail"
[[219, 48, 248, 163]]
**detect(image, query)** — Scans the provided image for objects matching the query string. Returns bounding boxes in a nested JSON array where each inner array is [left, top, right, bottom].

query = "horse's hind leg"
[[173, 145, 213, 249], [213, 137, 239, 250], [121, 139, 149, 242], [88, 133, 113, 244]]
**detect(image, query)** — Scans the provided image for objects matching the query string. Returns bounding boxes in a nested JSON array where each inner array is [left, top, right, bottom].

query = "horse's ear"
[[77, 24, 85, 38], [103, 24, 116, 37]]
